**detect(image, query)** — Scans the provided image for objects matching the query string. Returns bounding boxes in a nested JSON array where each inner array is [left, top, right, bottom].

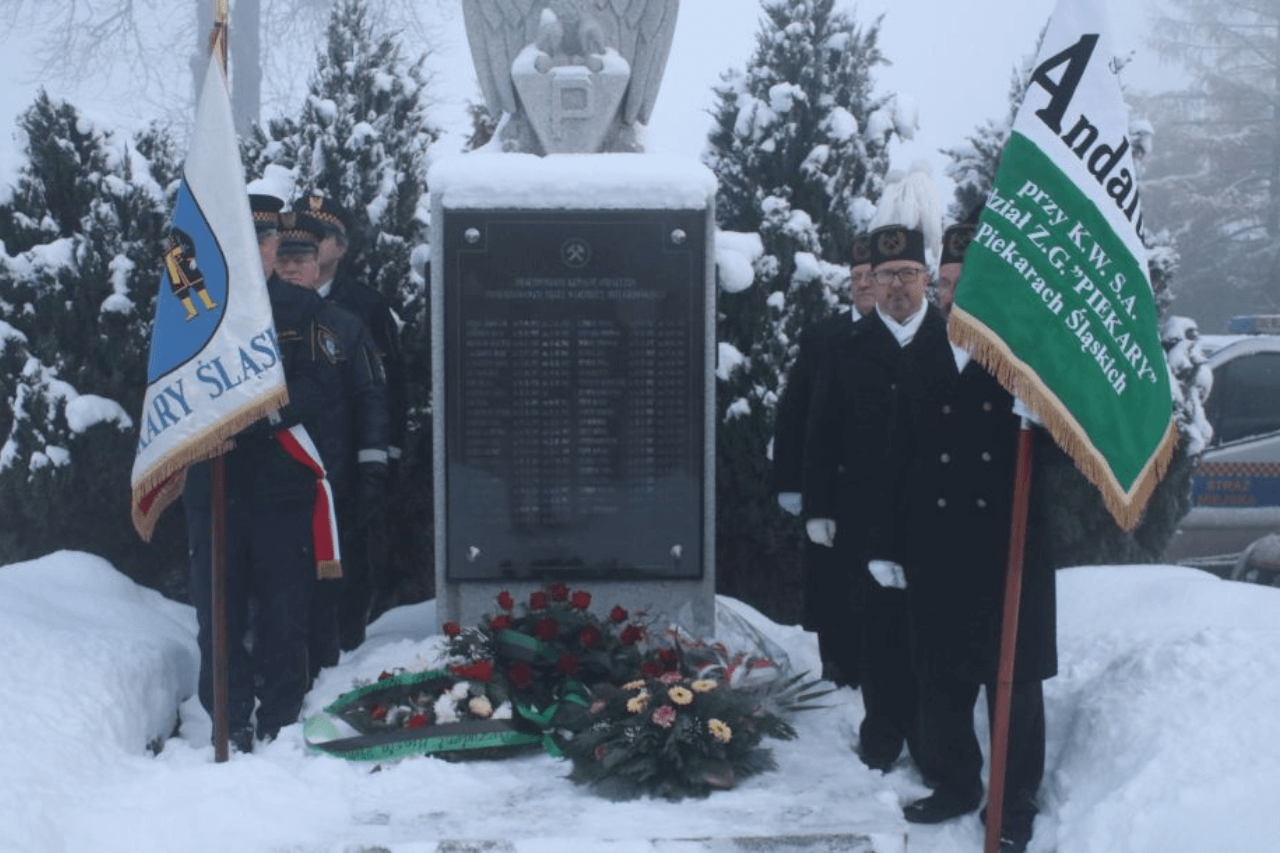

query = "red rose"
[[496, 590, 514, 611], [570, 590, 592, 611], [490, 614, 513, 631], [407, 714, 429, 729], [442, 621, 461, 638], [558, 653, 579, 674], [535, 617, 559, 640], [549, 581, 569, 602], [449, 659, 494, 683], [509, 661, 533, 689], [529, 590, 548, 611], [640, 659, 663, 677], [370, 704, 388, 720], [620, 625, 643, 646], [658, 648, 679, 670], [579, 625, 603, 648], [610, 605, 628, 623]]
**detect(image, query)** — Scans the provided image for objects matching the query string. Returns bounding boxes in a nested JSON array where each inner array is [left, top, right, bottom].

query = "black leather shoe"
[[229, 726, 255, 754], [999, 831, 1031, 853], [856, 737, 902, 773], [903, 790, 981, 824]]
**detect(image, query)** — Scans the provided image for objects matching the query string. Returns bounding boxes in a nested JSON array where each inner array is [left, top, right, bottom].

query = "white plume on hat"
[[869, 160, 944, 266]]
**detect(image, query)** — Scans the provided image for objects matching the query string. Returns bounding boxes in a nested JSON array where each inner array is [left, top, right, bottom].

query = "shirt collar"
[[876, 301, 928, 348]]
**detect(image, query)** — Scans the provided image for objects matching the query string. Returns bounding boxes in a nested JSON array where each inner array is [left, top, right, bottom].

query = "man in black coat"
[[772, 232, 876, 687], [275, 213, 391, 676], [802, 222, 939, 773], [292, 194, 405, 650], [183, 206, 389, 751], [871, 219, 1057, 853]]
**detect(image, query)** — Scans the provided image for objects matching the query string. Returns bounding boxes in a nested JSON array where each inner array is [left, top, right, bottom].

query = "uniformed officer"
[[292, 193, 406, 647], [274, 212, 391, 676], [249, 192, 284, 276], [803, 194, 942, 773], [183, 203, 388, 752], [869, 214, 1055, 853], [772, 232, 878, 687]]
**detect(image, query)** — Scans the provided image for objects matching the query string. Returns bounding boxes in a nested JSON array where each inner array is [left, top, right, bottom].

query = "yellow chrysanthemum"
[[690, 679, 718, 693], [708, 718, 732, 743], [667, 686, 694, 706], [626, 691, 650, 713], [621, 680, 646, 692]]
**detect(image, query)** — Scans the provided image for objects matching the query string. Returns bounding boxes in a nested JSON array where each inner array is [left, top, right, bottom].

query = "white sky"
[[0, 0, 1175, 198], [4, 550, 1280, 852]]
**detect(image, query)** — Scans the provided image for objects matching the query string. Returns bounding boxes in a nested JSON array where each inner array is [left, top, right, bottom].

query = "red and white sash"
[[275, 425, 342, 579]]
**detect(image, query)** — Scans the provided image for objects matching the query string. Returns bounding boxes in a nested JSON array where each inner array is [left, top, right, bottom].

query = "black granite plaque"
[[443, 210, 707, 581]]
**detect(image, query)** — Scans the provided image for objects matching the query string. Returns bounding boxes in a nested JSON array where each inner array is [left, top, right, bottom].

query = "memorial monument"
[[433, 0, 718, 632]]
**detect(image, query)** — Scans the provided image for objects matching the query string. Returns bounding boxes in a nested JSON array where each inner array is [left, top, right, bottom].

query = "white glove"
[[1012, 396, 1043, 427], [777, 492, 802, 515], [867, 559, 907, 589], [805, 518, 836, 547]]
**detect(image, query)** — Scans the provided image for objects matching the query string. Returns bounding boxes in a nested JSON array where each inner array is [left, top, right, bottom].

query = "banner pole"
[[209, 0, 231, 765], [211, 455, 230, 761], [985, 422, 1035, 853]]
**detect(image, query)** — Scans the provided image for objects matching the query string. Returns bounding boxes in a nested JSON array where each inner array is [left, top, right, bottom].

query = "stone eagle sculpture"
[[462, 0, 680, 154]]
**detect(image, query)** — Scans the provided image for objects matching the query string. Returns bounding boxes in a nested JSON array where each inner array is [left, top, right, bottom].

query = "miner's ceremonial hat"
[[868, 224, 927, 267], [941, 205, 982, 265], [866, 161, 943, 267], [851, 232, 872, 267]]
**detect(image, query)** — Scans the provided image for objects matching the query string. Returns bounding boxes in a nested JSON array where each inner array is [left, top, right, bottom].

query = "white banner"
[[130, 53, 287, 540]]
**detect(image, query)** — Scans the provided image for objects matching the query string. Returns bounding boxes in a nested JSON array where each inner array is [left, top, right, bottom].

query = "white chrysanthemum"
[[434, 694, 460, 724]]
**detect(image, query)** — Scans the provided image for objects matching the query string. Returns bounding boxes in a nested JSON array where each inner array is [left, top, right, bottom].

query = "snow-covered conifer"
[[702, 0, 905, 620], [0, 94, 184, 585]]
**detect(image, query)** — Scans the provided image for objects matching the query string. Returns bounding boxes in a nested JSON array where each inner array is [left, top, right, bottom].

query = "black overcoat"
[[772, 309, 854, 495], [803, 309, 917, 572], [880, 311, 1058, 684]]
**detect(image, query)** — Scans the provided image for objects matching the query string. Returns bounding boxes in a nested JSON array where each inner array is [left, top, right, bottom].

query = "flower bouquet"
[[557, 669, 798, 801], [444, 583, 657, 732]]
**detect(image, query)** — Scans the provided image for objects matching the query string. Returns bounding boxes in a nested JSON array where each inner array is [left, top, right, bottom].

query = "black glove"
[[357, 461, 389, 530]]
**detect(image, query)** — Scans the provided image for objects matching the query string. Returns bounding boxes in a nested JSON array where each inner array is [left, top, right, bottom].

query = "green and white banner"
[[950, 0, 1176, 531]]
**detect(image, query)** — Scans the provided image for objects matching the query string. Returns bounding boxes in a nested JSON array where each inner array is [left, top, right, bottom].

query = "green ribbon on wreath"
[[303, 713, 543, 762], [303, 668, 544, 762]]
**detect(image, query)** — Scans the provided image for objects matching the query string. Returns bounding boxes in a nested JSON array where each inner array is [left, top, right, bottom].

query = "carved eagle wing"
[[592, 0, 680, 126], [463, 0, 680, 127], [462, 0, 543, 118]]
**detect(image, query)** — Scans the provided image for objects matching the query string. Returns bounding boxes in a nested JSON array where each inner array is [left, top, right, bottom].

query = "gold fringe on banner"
[[131, 386, 289, 542], [948, 306, 1178, 533]]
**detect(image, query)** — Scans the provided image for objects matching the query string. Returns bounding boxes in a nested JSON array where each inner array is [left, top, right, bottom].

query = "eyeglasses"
[[872, 267, 929, 286]]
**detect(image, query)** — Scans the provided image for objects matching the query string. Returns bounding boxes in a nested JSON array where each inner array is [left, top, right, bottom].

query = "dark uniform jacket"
[[772, 309, 854, 496], [185, 276, 388, 508], [802, 308, 920, 569], [324, 276, 405, 463], [875, 308, 1057, 684]]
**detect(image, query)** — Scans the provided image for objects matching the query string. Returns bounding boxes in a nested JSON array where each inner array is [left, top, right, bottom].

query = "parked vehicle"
[[1163, 333, 1280, 578], [1233, 534, 1280, 587]]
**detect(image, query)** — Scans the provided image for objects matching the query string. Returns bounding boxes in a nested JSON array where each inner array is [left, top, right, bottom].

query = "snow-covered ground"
[[3, 550, 1279, 853]]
